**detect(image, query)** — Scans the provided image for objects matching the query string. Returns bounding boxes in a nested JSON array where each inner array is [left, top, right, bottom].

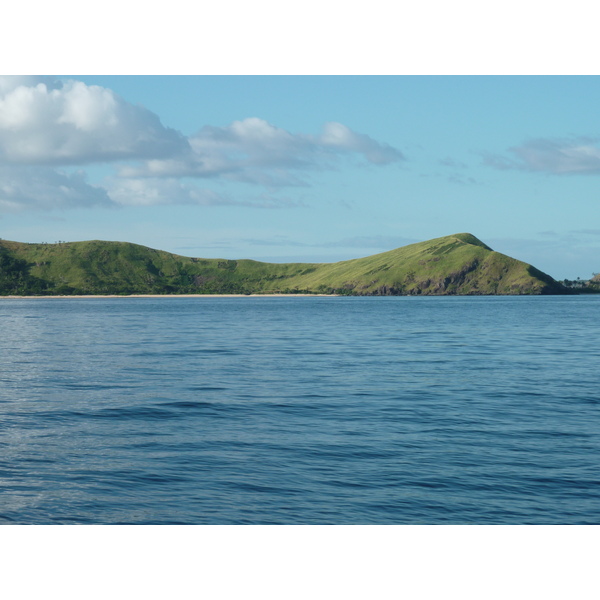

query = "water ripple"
[[1, 296, 599, 524]]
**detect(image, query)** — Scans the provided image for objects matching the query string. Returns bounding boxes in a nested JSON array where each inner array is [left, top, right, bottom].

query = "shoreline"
[[0, 293, 339, 299]]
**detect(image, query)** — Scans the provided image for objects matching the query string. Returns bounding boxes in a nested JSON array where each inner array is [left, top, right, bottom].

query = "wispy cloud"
[[446, 174, 479, 186], [105, 177, 230, 207], [120, 118, 405, 186], [321, 235, 419, 249], [243, 237, 310, 247], [569, 228, 600, 236], [105, 178, 306, 209], [484, 137, 600, 175], [422, 167, 480, 186], [439, 157, 468, 169], [239, 234, 418, 250]]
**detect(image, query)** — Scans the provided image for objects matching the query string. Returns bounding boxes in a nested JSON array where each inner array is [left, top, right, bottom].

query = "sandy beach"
[[0, 294, 338, 299]]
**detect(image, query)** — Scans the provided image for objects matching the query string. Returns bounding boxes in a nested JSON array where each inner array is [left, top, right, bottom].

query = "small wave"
[[96, 406, 178, 420], [160, 400, 220, 410], [187, 386, 228, 392], [60, 383, 136, 390]]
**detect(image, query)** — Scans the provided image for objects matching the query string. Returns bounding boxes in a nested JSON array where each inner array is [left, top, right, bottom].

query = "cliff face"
[[0, 233, 568, 296]]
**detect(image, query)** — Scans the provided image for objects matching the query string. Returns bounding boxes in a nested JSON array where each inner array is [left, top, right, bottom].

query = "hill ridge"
[[0, 234, 568, 296]]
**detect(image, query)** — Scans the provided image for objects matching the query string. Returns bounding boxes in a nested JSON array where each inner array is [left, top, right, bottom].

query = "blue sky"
[[1, 75, 599, 280]]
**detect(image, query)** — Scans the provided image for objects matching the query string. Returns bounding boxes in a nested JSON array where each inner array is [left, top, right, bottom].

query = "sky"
[[1, 74, 599, 280]]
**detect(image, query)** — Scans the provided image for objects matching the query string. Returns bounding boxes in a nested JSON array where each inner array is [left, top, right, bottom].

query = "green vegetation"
[[0, 233, 570, 296], [562, 274, 600, 294]]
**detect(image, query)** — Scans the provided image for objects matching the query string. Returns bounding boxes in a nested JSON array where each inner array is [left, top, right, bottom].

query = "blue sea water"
[[0, 295, 599, 524]]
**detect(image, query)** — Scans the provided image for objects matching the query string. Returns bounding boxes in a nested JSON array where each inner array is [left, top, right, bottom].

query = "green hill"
[[0, 233, 568, 296]]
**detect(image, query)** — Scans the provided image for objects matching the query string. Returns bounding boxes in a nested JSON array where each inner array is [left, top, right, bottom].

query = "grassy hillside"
[[0, 233, 567, 296]]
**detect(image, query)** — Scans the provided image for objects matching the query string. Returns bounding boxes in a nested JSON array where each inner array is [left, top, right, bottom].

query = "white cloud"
[[0, 166, 112, 212], [485, 137, 600, 174], [0, 76, 59, 96], [0, 78, 404, 210], [105, 177, 234, 207], [120, 117, 404, 185], [105, 177, 303, 208], [0, 76, 187, 165], [317, 122, 403, 164]]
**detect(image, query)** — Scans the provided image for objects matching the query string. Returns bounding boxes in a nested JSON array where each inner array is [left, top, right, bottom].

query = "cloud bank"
[[485, 137, 600, 174], [0, 77, 404, 212]]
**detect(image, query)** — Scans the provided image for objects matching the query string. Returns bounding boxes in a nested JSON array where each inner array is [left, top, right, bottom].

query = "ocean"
[[1, 295, 599, 524]]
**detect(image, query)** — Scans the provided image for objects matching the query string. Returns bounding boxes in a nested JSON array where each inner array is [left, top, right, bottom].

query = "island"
[[0, 233, 573, 296]]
